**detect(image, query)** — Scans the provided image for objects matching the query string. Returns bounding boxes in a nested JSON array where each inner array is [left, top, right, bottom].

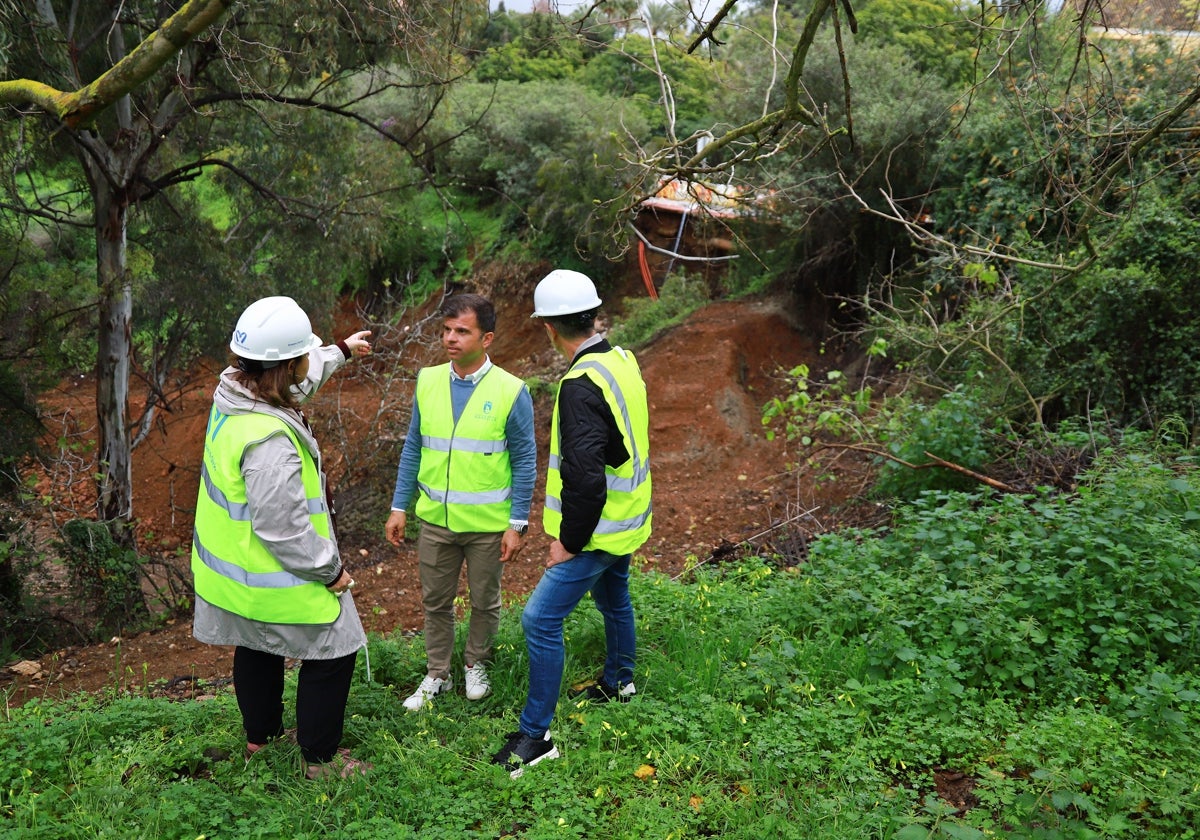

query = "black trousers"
[[233, 645, 357, 764]]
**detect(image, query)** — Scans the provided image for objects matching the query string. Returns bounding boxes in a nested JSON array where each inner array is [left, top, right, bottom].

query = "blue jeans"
[[518, 549, 636, 738]]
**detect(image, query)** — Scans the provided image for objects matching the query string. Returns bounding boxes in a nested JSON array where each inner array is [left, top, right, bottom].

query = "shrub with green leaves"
[[433, 79, 647, 266], [60, 519, 149, 636], [1016, 185, 1200, 425], [4, 486, 1200, 838], [608, 272, 710, 349], [794, 455, 1200, 699], [918, 32, 1200, 428], [873, 386, 995, 500], [761, 367, 994, 501]]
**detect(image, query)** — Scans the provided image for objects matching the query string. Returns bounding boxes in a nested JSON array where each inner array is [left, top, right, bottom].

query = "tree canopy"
[[3, 0, 1200, 540]]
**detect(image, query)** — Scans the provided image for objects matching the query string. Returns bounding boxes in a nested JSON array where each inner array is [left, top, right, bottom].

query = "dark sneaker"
[[492, 731, 559, 778], [571, 680, 636, 703]]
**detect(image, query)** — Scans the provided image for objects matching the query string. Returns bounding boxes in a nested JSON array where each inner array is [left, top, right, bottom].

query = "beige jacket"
[[192, 343, 366, 660]]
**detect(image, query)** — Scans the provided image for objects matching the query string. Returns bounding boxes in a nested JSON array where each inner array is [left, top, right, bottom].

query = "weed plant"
[[2, 454, 1198, 838], [608, 272, 711, 350]]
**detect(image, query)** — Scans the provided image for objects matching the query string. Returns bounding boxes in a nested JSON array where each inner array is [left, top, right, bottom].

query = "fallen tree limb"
[[671, 505, 822, 581], [817, 443, 1021, 494]]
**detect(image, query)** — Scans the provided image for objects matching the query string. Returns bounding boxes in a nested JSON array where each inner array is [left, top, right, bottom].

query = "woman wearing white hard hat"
[[191, 295, 374, 779]]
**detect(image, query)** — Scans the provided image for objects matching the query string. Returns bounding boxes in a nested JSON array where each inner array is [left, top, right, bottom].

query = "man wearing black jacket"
[[492, 269, 653, 778]]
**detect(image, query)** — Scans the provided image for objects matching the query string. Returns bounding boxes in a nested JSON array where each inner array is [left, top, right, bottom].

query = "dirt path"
[[4, 293, 872, 704]]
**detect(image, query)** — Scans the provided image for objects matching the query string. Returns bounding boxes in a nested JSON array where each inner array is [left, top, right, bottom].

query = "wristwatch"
[[510, 523, 529, 536]]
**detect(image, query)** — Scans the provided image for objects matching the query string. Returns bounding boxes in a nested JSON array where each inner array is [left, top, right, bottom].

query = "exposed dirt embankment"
[[5, 287, 874, 704]]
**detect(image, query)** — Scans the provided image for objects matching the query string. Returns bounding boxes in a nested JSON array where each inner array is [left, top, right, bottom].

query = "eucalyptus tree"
[[0, 0, 482, 538]]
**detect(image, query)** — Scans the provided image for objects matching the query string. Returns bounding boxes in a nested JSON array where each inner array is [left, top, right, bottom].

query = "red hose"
[[638, 240, 659, 300]]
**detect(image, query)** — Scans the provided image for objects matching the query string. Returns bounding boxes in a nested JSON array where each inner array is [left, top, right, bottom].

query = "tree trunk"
[[93, 175, 134, 543]]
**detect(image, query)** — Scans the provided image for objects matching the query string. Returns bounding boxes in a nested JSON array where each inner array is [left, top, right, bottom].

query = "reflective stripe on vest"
[[544, 347, 653, 554], [413, 363, 526, 532], [190, 405, 340, 624]]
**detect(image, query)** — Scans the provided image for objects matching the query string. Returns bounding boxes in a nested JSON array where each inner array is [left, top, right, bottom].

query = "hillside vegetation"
[[3, 2, 1200, 836], [3, 447, 1198, 837]]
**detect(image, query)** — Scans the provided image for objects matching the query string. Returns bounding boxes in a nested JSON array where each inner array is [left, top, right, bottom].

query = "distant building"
[[632, 178, 759, 296]]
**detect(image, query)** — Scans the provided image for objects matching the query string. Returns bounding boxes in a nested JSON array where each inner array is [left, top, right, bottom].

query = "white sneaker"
[[464, 664, 491, 700], [403, 674, 453, 711]]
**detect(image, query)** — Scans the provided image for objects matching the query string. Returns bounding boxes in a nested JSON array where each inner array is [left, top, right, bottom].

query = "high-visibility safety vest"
[[544, 347, 653, 555], [191, 405, 341, 624], [413, 363, 527, 532]]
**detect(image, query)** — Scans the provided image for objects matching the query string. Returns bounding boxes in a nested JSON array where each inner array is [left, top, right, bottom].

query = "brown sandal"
[[245, 728, 298, 760], [244, 742, 266, 760], [303, 748, 372, 780]]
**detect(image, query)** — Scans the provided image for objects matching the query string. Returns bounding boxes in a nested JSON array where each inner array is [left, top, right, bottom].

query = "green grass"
[[3, 453, 1199, 838], [608, 272, 711, 350]]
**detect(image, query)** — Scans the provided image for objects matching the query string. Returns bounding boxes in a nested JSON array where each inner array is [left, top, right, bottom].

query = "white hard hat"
[[532, 269, 603, 318], [229, 296, 322, 362]]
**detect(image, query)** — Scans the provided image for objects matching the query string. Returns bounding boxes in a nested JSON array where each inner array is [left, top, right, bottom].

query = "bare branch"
[[687, 0, 738, 53], [820, 443, 1021, 494]]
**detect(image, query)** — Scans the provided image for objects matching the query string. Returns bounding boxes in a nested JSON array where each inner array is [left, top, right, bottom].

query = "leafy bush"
[[855, 0, 979, 86], [0, 364, 42, 490], [873, 386, 995, 499], [367, 189, 495, 307], [433, 78, 648, 265], [5, 516, 1200, 836], [914, 32, 1200, 428], [761, 364, 994, 500], [474, 11, 588, 84], [576, 34, 720, 139], [0, 505, 40, 660], [796, 454, 1200, 699], [607, 272, 710, 349], [59, 519, 149, 636], [1016, 185, 1200, 425], [761, 364, 876, 446]]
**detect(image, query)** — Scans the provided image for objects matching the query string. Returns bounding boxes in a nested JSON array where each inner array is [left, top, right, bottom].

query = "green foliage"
[[128, 194, 252, 366], [471, 7, 523, 53], [855, 0, 979, 87], [435, 79, 648, 265], [0, 162, 98, 377], [761, 351, 995, 499], [799, 454, 1200, 700], [761, 363, 876, 446], [0, 364, 42, 490], [717, 20, 959, 302], [0, 505, 41, 661], [6, 461, 1200, 837], [475, 32, 587, 84], [1016, 183, 1200, 425], [908, 29, 1200, 429], [576, 34, 721, 138], [929, 99, 1056, 250], [607, 272, 711, 349], [1119, 670, 1200, 741], [59, 519, 148, 636], [367, 189, 499, 308], [522, 376, 558, 402], [873, 387, 995, 499]]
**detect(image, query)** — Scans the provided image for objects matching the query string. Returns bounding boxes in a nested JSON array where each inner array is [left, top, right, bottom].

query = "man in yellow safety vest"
[[385, 294, 537, 711]]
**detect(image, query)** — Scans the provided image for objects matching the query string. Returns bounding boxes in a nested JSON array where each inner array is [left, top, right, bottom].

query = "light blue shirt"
[[390, 357, 536, 527]]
